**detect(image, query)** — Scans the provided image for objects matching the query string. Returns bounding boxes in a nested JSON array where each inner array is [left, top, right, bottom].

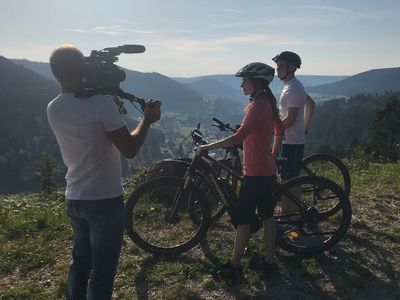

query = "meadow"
[[1, 160, 399, 299]]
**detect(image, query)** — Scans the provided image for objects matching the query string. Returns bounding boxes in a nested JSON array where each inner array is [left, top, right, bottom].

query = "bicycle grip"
[[212, 118, 225, 126]]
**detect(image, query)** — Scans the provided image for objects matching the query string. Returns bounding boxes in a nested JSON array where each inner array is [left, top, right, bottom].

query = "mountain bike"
[[147, 119, 242, 223], [147, 118, 351, 217], [125, 126, 352, 256]]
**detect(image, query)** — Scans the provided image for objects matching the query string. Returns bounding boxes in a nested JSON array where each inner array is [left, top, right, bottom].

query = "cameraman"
[[47, 44, 161, 300]]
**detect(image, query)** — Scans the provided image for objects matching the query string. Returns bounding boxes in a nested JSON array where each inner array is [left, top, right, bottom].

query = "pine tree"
[[368, 96, 400, 162], [40, 151, 57, 196]]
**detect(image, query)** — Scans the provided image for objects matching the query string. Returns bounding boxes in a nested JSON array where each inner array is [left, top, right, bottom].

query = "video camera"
[[76, 45, 147, 112]]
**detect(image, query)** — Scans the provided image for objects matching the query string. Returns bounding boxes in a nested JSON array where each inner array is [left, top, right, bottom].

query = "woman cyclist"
[[197, 62, 279, 279]]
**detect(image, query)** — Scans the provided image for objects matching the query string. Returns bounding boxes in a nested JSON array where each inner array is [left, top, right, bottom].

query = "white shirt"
[[47, 93, 126, 200], [279, 77, 307, 144]]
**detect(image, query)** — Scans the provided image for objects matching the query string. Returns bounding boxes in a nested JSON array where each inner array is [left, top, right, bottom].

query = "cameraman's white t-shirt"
[[47, 93, 126, 200], [279, 78, 307, 144]]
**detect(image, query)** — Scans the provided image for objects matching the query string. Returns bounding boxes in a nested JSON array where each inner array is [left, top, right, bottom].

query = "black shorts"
[[280, 144, 304, 180], [234, 176, 276, 225]]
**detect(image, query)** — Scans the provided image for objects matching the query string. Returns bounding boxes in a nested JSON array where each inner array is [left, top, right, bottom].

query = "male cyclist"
[[272, 51, 315, 212]]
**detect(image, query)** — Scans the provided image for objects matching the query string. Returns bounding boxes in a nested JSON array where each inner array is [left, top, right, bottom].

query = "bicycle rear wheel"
[[274, 176, 352, 255], [147, 158, 190, 179], [301, 153, 351, 197], [125, 176, 211, 255]]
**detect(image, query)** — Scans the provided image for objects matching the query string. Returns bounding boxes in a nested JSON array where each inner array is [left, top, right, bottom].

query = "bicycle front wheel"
[[275, 176, 352, 255], [125, 176, 211, 255]]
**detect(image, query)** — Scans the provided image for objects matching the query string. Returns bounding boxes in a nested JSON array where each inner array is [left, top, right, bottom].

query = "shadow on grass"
[[309, 223, 400, 299], [125, 219, 399, 299], [131, 253, 210, 300], [198, 222, 400, 299]]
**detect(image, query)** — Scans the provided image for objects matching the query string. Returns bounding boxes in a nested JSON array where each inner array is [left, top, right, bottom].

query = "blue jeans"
[[66, 196, 124, 300]]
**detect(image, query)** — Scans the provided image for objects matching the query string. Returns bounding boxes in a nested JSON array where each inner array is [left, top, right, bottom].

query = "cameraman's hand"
[[144, 99, 161, 124]]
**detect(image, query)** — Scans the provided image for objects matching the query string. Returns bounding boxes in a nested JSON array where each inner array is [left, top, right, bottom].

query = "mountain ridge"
[[307, 67, 400, 96], [12, 58, 400, 99]]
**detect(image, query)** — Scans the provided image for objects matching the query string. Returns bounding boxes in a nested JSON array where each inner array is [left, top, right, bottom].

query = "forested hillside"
[[305, 92, 400, 154], [0, 56, 60, 193]]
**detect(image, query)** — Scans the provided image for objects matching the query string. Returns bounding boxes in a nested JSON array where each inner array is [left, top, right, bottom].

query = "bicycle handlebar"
[[188, 117, 241, 151], [212, 117, 237, 133]]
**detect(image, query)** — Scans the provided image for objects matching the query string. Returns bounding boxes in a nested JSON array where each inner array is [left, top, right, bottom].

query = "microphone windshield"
[[119, 45, 145, 54]]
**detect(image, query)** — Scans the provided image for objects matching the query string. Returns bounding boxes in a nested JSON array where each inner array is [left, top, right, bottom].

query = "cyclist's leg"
[[257, 176, 277, 265], [262, 218, 276, 264], [231, 225, 251, 267], [280, 144, 304, 213], [230, 177, 256, 267]]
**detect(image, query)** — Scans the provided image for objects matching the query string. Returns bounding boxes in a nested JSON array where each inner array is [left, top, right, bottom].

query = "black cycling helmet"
[[235, 62, 275, 84], [272, 51, 301, 69]]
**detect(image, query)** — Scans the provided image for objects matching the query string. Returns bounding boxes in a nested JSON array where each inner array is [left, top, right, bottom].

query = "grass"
[[1, 161, 400, 299]]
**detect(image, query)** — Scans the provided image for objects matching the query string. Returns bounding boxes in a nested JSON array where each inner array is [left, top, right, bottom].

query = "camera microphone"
[[103, 45, 145, 55], [118, 45, 146, 54]]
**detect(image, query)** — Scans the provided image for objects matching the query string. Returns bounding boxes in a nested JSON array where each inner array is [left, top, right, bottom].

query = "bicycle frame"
[[179, 151, 308, 224]]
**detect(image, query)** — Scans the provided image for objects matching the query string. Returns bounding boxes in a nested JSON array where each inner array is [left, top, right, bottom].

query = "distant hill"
[[13, 59, 209, 114], [17, 59, 399, 100], [307, 67, 400, 96], [120, 69, 208, 114], [174, 74, 347, 97], [174, 74, 242, 90], [297, 75, 348, 87], [183, 78, 244, 103], [12, 59, 54, 80]]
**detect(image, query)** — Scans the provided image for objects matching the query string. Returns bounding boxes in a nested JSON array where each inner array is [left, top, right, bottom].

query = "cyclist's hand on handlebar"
[[144, 99, 161, 124]]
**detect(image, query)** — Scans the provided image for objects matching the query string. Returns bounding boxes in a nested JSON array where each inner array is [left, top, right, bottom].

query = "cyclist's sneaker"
[[217, 262, 244, 280]]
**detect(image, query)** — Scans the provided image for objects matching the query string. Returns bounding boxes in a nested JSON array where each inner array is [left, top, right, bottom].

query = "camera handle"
[[75, 88, 148, 113], [115, 89, 146, 112]]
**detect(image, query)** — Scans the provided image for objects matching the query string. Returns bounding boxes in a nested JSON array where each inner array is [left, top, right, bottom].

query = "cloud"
[[146, 33, 301, 55], [302, 5, 353, 14], [209, 17, 295, 29], [66, 29, 92, 34], [301, 5, 381, 19], [65, 25, 158, 36], [66, 27, 122, 35]]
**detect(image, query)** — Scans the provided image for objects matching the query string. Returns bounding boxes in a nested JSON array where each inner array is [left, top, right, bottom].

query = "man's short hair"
[[50, 44, 84, 83]]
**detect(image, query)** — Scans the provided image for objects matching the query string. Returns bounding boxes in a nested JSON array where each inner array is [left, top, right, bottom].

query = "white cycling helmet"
[[235, 62, 275, 84]]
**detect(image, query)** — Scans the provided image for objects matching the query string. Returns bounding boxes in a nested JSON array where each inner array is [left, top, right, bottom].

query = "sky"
[[1, 0, 399, 77]]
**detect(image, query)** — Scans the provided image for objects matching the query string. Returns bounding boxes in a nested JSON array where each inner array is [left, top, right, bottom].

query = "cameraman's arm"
[[106, 101, 161, 159]]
